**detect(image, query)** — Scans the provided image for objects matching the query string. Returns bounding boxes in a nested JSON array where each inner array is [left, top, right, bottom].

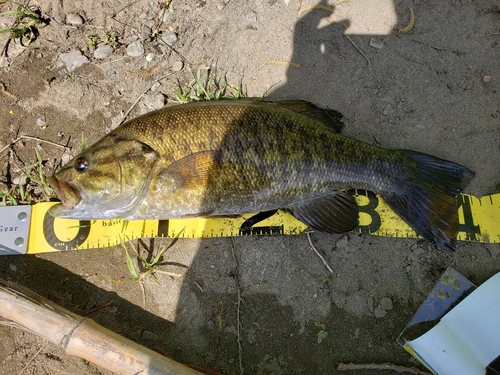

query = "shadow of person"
[[267, 0, 351, 106]]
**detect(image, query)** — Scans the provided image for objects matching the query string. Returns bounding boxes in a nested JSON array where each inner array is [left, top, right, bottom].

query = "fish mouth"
[[48, 175, 82, 209]]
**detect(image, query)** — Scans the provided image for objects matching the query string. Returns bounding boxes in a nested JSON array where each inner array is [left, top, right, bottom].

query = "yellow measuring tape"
[[22, 189, 500, 254]]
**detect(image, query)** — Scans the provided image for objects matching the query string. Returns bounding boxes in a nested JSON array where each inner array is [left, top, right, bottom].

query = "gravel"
[[126, 41, 145, 57]]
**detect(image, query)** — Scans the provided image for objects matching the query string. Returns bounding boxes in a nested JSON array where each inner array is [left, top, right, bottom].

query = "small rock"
[[36, 118, 47, 128], [172, 60, 183, 72], [369, 38, 384, 49], [246, 12, 257, 22], [66, 14, 84, 25], [93, 45, 114, 59], [161, 31, 178, 45], [140, 24, 152, 41], [59, 51, 89, 72], [150, 82, 161, 92], [482, 75, 492, 83], [146, 52, 155, 62], [379, 297, 393, 310], [336, 236, 349, 249], [374, 297, 393, 318], [126, 40, 145, 57], [143, 93, 165, 110], [382, 103, 393, 116], [9, 264, 17, 272]]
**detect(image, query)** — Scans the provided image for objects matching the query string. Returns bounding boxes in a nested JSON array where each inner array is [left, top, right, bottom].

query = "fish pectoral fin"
[[275, 100, 344, 133], [164, 150, 222, 190], [285, 192, 358, 233]]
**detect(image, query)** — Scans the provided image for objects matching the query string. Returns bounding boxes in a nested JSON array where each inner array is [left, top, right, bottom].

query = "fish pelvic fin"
[[285, 192, 358, 233], [384, 150, 475, 251]]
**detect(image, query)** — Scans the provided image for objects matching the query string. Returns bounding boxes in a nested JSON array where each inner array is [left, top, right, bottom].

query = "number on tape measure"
[[348, 189, 382, 233], [43, 210, 91, 250]]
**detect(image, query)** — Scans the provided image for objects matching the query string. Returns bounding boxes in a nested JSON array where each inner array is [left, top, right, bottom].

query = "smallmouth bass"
[[48, 100, 475, 251]]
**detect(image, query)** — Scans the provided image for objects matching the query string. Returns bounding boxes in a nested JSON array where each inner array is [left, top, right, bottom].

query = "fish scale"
[[48, 100, 474, 251]]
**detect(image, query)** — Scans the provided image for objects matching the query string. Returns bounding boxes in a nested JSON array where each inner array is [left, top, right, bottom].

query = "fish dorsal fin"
[[285, 192, 358, 233], [165, 150, 221, 189], [274, 100, 344, 133]]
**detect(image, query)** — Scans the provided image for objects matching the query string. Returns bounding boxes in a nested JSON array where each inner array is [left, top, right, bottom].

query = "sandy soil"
[[0, 0, 499, 374]]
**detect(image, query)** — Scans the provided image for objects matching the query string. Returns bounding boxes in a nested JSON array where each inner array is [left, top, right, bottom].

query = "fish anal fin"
[[165, 150, 221, 190], [286, 192, 358, 233]]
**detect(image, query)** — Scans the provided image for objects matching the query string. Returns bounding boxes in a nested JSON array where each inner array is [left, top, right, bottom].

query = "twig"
[[44, 14, 78, 29], [412, 39, 468, 56], [18, 343, 46, 375], [337, 363, 432, 374], [0, 135, 71, 155], [229, 238, 244, 375], [306, 232, 334, 275], [118, 72, 175, 126], [0, 81, 18, 101], [344, 34, 371, 66], [83, 300, 114, 316]]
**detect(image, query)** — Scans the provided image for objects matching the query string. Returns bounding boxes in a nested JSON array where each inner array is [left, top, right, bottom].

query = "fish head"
[[48, 135, 159, 219]]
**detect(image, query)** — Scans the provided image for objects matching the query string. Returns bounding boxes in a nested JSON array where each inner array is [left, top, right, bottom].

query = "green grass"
[[171, 67, 248, 103], [0, 0, 45, 48], [120, 236, 183, 285], [0, 149, 55, 206]]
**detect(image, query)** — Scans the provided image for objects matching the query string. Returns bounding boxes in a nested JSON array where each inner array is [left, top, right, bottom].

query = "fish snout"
[[48, 175, 82, 209]]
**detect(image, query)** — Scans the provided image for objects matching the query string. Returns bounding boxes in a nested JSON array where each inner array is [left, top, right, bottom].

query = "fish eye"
[[74, 158, 89, 172]]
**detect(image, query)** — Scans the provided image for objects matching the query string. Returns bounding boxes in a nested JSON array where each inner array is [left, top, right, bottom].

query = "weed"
[[0, 149, 54, 206], [102, 29, 119, 49], [85, 34, 98, 49], [0, 0, 44, 48], [171, 67, 248, 104], [315, 323, 328, 343], [121, 239, 182, 285], [80, 133, 85, 151]]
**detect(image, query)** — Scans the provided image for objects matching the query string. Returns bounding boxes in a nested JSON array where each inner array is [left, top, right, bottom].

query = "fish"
[[47, 100, 475, 251]]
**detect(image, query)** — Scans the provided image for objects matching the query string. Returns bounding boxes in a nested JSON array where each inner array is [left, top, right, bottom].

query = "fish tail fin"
[[383, 150, 475, 251]]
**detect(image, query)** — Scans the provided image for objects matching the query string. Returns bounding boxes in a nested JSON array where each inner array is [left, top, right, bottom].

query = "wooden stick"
[[0, 279, 202, 375]]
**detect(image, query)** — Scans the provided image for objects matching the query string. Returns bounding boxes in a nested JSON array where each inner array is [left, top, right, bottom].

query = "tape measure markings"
[[0, 190, 498, 255]]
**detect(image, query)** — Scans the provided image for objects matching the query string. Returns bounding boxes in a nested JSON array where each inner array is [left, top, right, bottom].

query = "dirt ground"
[[0, 0, 499, 374]]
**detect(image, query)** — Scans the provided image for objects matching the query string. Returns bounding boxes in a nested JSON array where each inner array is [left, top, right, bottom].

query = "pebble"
[[369, 38, 384, 49], [246, 12, 257, 22], [336, 236, 349, 249], [172, 60, 183, 72], [143, 93, 165, 110], [126, 40, 145, 57], [93, 45, 114, 59], [150, 82, 161, 92], [482, 75, 492, 83], [59, 51, 89, 72], [161, 31, 178, 45], [140, 24, 152, 41], [36, 118, 47, 129], [374, 297, 393, 318], [66, 13, 84, 25], [146, 52, 155, 62], [9, 264, 17, 272]]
